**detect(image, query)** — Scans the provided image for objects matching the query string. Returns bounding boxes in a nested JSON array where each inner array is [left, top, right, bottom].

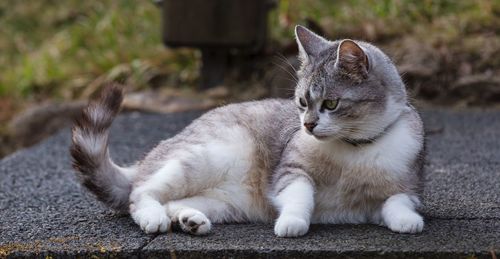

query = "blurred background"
[[1, 0, 499, 158]]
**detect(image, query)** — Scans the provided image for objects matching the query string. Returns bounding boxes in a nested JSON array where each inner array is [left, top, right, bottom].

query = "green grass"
[[0, 0, 198, 100], [1, 0, 499, 103], [270, 0, 500, 42]]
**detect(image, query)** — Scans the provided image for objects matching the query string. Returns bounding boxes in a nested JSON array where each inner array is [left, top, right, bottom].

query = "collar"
[[340, 114, 402, 147]]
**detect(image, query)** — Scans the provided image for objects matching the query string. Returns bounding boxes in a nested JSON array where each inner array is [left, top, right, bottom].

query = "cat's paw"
[[131, 204, 171, 234], [178, 209, 211, 235], [274, 215, 309, 237], [385, 211, 424, 234]]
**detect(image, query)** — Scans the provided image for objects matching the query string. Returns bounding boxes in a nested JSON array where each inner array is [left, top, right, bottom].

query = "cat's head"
[[293, 25, 407, 142]]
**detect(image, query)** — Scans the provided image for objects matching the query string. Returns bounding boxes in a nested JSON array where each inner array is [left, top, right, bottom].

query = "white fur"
[[382, 193, 424, 233], [272, 178, 314, 237], [130, 126, 272, 235], [130, 198, 170, 234], [133, 159, 186, 202], [303, 109, 423, 226], [176, 208, 212, 235], [77, 106, 111, 155], [75, 32, 424, 238], [120, 165, 139, 182], [166, 196, 230, 223], [126, 105, 423, 236], [74, 130, 107, 156], [129, 112, 423, 235], [129, 160, 186, 233], [317, 108, 421, 180]]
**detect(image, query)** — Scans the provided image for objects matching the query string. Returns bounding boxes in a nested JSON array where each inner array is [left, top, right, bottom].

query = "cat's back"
[[138, 98, 300, 174], [198, 98, 300, 146], [208, 98, 298, 128], [135, 98, 300, 221]]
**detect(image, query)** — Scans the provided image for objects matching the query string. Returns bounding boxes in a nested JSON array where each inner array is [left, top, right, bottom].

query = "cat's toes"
[[385, 211, 424, 234], [178, 209, 211, 235], [274, 215, 309, 237], [131, 205, 171, 234]]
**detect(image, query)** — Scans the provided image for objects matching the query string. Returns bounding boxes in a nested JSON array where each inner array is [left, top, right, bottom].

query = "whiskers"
[[271, 53, 300, 95]]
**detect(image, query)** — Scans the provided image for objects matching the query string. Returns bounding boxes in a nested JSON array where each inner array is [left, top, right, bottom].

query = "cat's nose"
[[304, 122, 317, 132]]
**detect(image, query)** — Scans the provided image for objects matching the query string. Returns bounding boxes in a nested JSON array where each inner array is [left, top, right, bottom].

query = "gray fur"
[[70, 25, 425, 235], [70, 84, 132, 212]]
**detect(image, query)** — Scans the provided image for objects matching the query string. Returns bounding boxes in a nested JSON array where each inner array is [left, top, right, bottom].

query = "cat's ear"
[[295, 25, 330, 63], [336, 40, 369, 81]]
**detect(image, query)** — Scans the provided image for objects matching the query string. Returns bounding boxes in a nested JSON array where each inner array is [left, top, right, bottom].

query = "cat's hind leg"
[[129, 126, 254, 234], [129, 198, 170, 234], [166, 196, 233, 235], [129, 159, 189, 234]]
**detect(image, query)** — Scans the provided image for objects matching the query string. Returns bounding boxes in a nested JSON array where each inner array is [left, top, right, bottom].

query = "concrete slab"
[[0, 109, 499, 257], [0, 112, 201, 258], [144, 219, 500, 258], [421, 110, 500, 219]]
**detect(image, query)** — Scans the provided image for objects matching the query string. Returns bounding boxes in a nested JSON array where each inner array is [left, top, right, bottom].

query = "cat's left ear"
[[295, 25, 330, 63], [336, 40, 369, 81]]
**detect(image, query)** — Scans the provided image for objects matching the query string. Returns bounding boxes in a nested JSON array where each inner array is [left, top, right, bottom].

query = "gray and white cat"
[[71, 25, 425, 237]]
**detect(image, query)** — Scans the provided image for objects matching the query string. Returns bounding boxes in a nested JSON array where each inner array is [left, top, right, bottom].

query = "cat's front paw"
[[274, 215, 309, 237], [385, 211, 424, 234], [131, 204, 171, 234], [178, 209, 211, 235]]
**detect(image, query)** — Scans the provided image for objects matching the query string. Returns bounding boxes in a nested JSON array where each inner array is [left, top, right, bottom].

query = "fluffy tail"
[[70, 84, 134, 212]]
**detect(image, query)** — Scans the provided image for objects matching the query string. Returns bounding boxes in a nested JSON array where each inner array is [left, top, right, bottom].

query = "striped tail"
[[70, 84, 135, 212]]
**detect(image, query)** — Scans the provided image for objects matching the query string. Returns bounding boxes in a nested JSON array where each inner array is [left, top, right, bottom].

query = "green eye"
[[299, 98, 307, 107], [322, 99, 339, 110]]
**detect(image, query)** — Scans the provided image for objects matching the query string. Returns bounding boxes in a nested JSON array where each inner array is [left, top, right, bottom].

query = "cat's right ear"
[[295, 25, 330, 63]]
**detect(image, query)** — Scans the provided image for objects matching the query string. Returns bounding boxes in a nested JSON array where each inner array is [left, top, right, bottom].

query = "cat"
[[70, 25, 425, 237]]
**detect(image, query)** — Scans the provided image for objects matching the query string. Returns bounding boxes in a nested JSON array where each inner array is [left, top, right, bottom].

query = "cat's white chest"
[[307, 121, 421, 224]]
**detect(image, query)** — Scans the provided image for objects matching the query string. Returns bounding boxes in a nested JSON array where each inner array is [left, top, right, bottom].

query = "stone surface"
[[0, 108, 499, 258], [422, 109, 500, 220], [145, 220, 500, 258]]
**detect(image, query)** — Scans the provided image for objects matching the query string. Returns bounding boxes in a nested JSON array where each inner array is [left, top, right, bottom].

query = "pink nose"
[[304, 122, 317, 132]]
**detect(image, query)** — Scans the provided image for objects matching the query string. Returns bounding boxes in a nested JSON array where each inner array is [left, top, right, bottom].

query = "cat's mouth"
[[309, 132, 332, 141], [313, 135, 329, 140], [303, 127, 332, 140]]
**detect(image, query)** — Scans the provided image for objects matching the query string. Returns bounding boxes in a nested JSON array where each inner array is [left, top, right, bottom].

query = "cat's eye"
[[299, 98, 307, 107], [322, 99, 339, 110]]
